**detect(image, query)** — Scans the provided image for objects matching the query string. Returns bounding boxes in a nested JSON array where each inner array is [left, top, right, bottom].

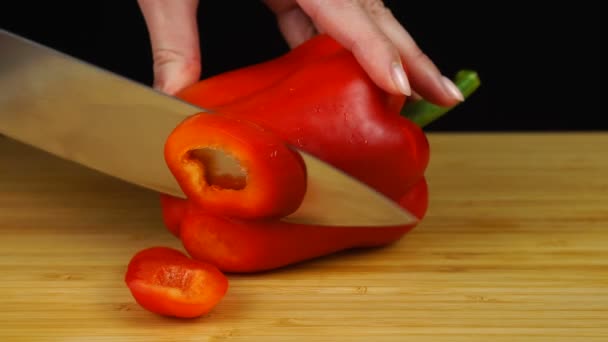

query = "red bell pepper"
[[176, 35, 428, 201], [126, 34, 481, 316], [124, 247, 228, 318], [158, 34, 430, 273]]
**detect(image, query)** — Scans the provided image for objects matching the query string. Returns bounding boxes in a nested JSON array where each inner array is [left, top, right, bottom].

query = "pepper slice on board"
[[124, 247, 228, 318]]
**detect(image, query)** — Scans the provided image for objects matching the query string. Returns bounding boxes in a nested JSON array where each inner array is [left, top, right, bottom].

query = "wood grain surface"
[[1, 132, 607, 341]]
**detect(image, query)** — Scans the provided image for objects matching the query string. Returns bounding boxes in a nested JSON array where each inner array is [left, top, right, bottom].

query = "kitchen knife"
[[0, 29, 418, 227]]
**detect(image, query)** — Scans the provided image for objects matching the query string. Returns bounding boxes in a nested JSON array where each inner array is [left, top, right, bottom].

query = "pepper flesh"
[[124, 247, 228, 318], [164, 114, 307, 220], [162, 34, 430, 273]]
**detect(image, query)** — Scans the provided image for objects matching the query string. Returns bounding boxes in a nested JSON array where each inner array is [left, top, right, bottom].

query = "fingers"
[[137, 0, 201, 95], [364, 0, 463, 106], [295, 0, 463, 105], [297, 0, 412, 96], [263, 0, 317, 48]]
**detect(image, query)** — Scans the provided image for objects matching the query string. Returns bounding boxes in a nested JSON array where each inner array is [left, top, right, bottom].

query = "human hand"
[[137, 0, 463, 106], [137, 0, 201, 96]]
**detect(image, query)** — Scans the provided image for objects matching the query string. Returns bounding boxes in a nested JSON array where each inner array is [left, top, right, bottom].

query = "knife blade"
[[0, 29, 418, 227]]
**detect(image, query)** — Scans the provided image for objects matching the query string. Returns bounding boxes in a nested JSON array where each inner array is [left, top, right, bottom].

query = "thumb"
[[138, 0, 201, 95]]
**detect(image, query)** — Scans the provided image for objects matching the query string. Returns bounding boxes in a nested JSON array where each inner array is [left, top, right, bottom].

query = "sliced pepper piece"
[[124, 247, 228, 318], [164, 114, 307, 220]]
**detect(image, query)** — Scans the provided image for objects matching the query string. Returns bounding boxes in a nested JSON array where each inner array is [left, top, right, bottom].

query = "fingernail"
[[391, 61, 411, 96], [441, 76, 464, 102]]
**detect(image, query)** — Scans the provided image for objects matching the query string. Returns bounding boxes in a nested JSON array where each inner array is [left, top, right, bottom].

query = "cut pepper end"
[[165, 113, 307, 220]]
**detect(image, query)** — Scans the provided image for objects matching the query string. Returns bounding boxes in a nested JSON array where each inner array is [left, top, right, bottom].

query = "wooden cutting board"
[[1, 132, 607, 341]]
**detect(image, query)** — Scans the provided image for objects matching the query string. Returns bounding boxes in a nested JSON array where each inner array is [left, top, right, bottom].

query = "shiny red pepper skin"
[[165, 178, 427, 273], [160, 34, 430, 273], [160, 194, 187, 238], [176, 35, 345, 109], [177, 35, 427, 201]]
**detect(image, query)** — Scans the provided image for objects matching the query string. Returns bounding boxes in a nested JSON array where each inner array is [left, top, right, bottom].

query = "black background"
[[1, 2, 603, 131]]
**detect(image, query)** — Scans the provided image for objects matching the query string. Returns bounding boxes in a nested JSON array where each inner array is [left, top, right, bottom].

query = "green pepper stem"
[[401, 70, 481, 128]]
